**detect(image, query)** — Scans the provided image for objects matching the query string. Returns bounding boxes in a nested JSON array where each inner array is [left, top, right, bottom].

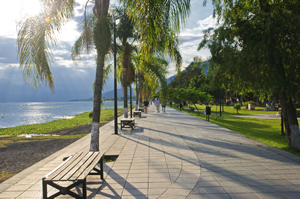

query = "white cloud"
[[172, 15, 218, 76], [10, 63, 20, 67], [58, 20, 81, 44], [180, 15, 218, 37]]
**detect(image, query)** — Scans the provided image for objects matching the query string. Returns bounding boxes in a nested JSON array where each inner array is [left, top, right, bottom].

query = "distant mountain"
[[70, 88, 136, 101], [167, 61, 209, 84]]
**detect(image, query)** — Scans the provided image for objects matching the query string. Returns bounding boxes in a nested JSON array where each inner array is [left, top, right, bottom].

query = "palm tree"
[[133, 53, 169, 107], [113, 6, 136, 118], [122, 0, 188, 72], [17, 0, 112, 152], [17, 0, 192, 151], [72, 0, 111, 151]]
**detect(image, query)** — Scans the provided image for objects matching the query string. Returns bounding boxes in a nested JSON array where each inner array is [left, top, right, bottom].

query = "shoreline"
[[0, 108, 125, 182]]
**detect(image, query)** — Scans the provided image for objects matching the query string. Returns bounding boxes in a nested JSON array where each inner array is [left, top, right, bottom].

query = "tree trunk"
[[124, 86, 128, 118], [280, 92, 300, 149], [130, 85, 132, 118], [139, 72, 143, 106], [90, 0, 110, 151], [192, 103, 199, 116], [123, 65, 128, 118], [135, 73, 138, 110], [90, 55, 104, 151]]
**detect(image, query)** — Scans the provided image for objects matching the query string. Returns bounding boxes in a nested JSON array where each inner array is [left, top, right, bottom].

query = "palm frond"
[[71, 14, 97, 60], [17, 0, 75, 91]]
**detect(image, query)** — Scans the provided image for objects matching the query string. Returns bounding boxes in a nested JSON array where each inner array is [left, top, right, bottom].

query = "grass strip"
[[0, 108, 124, 136], [169, 105, 300, 157], [184, 104, 281, 115]]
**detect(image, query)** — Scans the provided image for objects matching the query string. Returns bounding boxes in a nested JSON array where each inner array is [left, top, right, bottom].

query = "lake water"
[[0, 101, 125, 128]]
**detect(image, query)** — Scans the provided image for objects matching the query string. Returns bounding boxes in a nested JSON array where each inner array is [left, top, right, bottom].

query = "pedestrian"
[[144, 99, 149, 113], [162, 100, 166, 113], [155, 98, 160, 113]]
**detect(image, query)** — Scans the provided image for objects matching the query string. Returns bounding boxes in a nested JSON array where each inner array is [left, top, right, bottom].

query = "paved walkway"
[[1, 105, 300, 198]]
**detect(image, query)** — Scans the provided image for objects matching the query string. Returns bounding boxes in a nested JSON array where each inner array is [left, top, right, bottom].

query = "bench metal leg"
[[43, 180, 86, 199], [82, 178, 87, 199], [42, 178, 47, 199], [89, 156, 104, 180], [100, 156, 104, 179]]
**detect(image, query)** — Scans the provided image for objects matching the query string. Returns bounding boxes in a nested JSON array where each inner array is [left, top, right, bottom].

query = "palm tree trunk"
[[139, 72, 143, 106], [90, 0, 110, 152], [135, 73, 138, 110], [123, 77, 128, 118], [90, 55, 104, 151]]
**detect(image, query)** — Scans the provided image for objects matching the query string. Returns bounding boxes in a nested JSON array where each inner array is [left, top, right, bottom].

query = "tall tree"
[[199, 0, 300, 149], [113, 6, 136, 118], [18, 0, 112, 152], [72, 0, 111, 151], [122, 0, 185, 73]]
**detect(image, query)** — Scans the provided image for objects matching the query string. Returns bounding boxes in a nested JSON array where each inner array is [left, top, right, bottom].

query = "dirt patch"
[[0, 124, 94, 183]]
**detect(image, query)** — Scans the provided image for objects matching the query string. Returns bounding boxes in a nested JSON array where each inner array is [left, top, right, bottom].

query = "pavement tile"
[[122, 188, 148, 196], [259, 174, 285, 180], [255, 192, 289, 199], [4, 184, 33, 192], [284, 192, 300, 199], [265, 179, 295, 186], [201, 193, 231, 199], [124, 183, 148, 189], [273, 185, 300, 192], [198, 186, 226, 194], [248, 185, 278, 192], [0, 191, 22, 198], [148, 182, 171, 188], [222, 185, 253, 193], [162, 188, 192, 195], [148, 188, 167, 195], [228, 193, 260, 199], [121, 196, 148, 199], [17, 190, 43, 198], [186, 194, 204, 199], [217, 180, 245, 187]]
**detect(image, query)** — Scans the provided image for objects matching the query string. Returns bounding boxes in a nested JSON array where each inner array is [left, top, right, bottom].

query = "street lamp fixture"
[[114, 15, 123, 135]]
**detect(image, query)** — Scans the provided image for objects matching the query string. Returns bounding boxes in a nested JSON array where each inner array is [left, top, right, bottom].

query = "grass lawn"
[[185, 104, 281, 115], [169, 105, 300, 157]]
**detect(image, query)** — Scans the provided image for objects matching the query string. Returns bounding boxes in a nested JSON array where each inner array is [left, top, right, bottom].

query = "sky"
[[0, 0, 217, 102]]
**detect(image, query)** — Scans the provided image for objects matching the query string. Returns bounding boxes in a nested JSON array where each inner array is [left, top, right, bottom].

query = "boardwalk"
[[1, 105, 300, 198]]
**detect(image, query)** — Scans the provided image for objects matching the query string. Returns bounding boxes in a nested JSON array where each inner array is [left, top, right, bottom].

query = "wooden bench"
[[42, 151, 104, 199], [120, 118, 135, 129], [133, 111, 142, 118], [138, 107, 144, 112]]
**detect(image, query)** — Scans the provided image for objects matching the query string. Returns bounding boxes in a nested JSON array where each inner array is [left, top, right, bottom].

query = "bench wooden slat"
[[52, 152, 88, 181], [45, 152, 83, 180], [60, 152, 94, 181], [78, 152, 104, 180], [69, 152, 99, 181]]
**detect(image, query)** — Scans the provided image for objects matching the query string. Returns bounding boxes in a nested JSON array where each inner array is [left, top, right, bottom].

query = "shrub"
[[209, 101, 215, 105]]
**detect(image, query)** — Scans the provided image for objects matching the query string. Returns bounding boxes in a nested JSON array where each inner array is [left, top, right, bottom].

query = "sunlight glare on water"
[[0, 101, 124, 128]]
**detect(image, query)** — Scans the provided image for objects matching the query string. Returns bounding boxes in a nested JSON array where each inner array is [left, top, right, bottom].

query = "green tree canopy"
[[199, 0, 300, 149]]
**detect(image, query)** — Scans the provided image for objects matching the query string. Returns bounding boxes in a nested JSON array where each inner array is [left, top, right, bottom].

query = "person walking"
[[144, 99, 149, 113], [162, 100, 166, 113], [155, 98, 160, 113]]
